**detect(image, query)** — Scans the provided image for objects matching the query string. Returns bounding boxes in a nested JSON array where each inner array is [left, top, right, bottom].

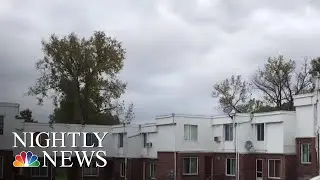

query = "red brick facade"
[[177, 152, 213, 180], [0, 150, 13, 180], [157, 152, 175, 180], [158, 152, 297, 180], [112, 157, 157, 180], [0, 149, 316, 180], [296, 137, 318, 180]]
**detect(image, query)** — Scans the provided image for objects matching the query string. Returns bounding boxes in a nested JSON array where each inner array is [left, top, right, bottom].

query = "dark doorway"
[[205, 156, 213, 179], [105, 160, 114, 180]]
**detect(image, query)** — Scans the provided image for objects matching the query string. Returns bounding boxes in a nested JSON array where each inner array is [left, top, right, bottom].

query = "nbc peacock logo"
[[13, 151, 40, 167]]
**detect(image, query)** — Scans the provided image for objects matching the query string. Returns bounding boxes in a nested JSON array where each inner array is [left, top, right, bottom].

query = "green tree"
[[213, 56, 314, 114], [19, 108, 37, 123], [310, 57, 320, 77], [49, 95, 121, 125], [213, 75, 252, 113], [28, 31, 127, 125], [236, 98, 276, 113], [115, 102, 135, 124]]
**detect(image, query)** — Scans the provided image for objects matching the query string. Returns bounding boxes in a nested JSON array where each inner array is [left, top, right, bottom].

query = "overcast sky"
[[1, 0, 320, 123]]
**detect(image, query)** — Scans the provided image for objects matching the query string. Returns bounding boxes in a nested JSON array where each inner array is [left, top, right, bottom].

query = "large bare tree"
[[213, 75, 252, 113], [252, 55, 313, 111]]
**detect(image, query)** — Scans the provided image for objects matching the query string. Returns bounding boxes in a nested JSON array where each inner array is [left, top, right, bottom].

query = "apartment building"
[[0, 91, 319, 180]]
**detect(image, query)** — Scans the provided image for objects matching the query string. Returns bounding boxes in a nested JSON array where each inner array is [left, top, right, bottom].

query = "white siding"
[[3, 92, 317, 159], [0, 103, 23, 151], [111, 125, 142, 158], [141, 132, 157, 158], [295, 105, 314, 137], [283, 114, 297, 154], [266, 122, 283, 153], [175, 116, 212, 152]]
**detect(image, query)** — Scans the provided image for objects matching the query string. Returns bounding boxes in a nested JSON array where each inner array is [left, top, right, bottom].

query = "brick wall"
[[0, 150, 13, 180], [176, 152, 213, 180], [296, 137, 318, 180], [157, 152, 175, 180], [239, 154, 255, 180], [285, 155, 297, 180], [23, 157, 115, 180], [20, 163, 53, 180], [156, 152, 296, 180], [212, 153, 236, 180], [127, 158, 143, 180], [11, 151, 298, 180], [254, 153, 298, 180], [114, 157, 153, 180]]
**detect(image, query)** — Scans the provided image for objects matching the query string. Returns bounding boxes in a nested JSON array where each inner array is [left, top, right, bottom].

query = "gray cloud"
[[1, 0, 320, 122]]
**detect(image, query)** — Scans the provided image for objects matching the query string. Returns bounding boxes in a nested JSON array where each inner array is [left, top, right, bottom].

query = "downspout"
[[315, 99, 319, 175], [317, 129, 320, 175], [237, 124, 240, 180], [316, 88, 320, 175], [172, 113, 176, 180], [233, 115, 254, 180], [315, 76, 320, 175], [124, 122, 128, 180], [235, 117, 239, 180], [231, 114, 238, 180]]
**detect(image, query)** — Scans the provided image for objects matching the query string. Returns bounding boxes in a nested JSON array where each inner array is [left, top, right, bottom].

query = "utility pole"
[[124, 122, 127, 180], [117, 102, 134, 180]]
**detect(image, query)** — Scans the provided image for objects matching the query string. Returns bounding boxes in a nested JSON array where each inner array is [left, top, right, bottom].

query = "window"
[[268, 159, 281, 178], [301, 144, 311, 163], [83, 159, 99, 176], [256, 159, 263, 178], [256, 123, 264, 141], [0, 116, 3, 135], [143, 133, 147, 147], [119, 133, 124, 148], [120, 161, 126, 177], [0, 156, 3, 179], [224, 124, 233, 141], [150, 162, 156, 179], [184, 125, 198, 141], [226, 158, 236, 176], [34, 132, 48, 146], [86, 133, 98, 147], [183, 157, 198, 175], [31, 159, 48, 177]]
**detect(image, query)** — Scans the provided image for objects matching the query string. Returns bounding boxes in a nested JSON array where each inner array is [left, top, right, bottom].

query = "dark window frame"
[[120, 161, 126, 177], [86, 133, 98, 147], [257, 123, 265, 141], [34, 132, 49, 147], [268, 159, 281, 178], [0, 116, 4, 135], [183, 157, 198, 175], [31, 158, 48, 177], [83, 159, 99, 176], [150, 162, 156, 179], [143, 133, 147, 147], [184, 124, 198, 141], [224, 124, 233, 141], [226, 158, 236, 176], [301, 143, 312, 164], [119, 133, 124, 148], [256, 159, 263, 178], [0, 156, 3, 179]]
